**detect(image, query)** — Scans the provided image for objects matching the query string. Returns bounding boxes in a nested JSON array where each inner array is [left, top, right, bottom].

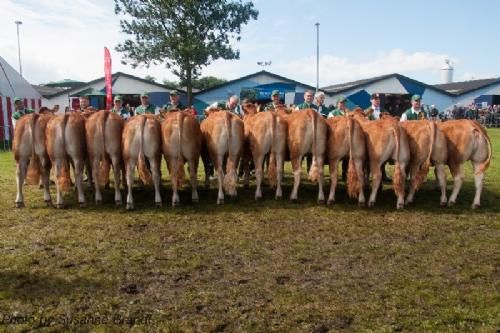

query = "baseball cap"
[[170, 90, 178, 96], [337, 96, 347, 103], [411, 94, 421, 102], [370, 93, 381, 99], [114, 95, 122, 102], [13, 97, 22, 103], [271, 90, 280, 97], [140, 92, 149, 98]]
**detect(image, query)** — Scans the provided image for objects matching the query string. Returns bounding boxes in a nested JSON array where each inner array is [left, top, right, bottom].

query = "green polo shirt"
[[296, 102, 318, 110], [162, 102, 185, 111], [315, 104, 331, 118], [327, 108, 345, 118], [403, 108, 420, 121], [135, 104, 156, 115], [12, 108, 35, 120]]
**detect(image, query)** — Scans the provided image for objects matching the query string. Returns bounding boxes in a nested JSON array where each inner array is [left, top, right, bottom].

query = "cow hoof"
[[15, 201, 25, 208], [45, 200, 53, 207], [275, 195, 282, 201], [327, 199, 335, 206], [95, 200, 102, 206], [471, 203, 480, 210], [79, 202, 86, 208], [115, 200, 122, 207], [192, 198, 199, 203], [318, 199, 325, 205], [368, 201, 375, 208], [254, 196, 262, 201], [405, 200, 413, 207], [358, 201, 366, 208], [172, 201, 180, 208], [440, 201, 447, 207], [126, 203, 135, 210], [217, 198, 224, 205], [397, 203, 404, 210], [155, 202, 162, 208], [447, 201, 455, 207], [56, 203, 65, 209]]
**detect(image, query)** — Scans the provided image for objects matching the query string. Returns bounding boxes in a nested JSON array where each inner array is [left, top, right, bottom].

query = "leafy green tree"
[[162, 79, 181, 89], [115, 0, 258, 104], [192, 76, 227, 90], [144, 75, 156, 83]]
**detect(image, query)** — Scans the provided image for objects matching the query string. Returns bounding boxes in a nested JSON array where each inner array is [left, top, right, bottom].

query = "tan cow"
[[85, 110, 124, 205], [13, 113, 54, 207], [276, 107, 327, 203], [46, 113, 87, 208], [325, 116, 366, 205], [161, 111, 202, 206], [122, 114, 162, 210], [241, 104, 288, 200], [351, 109, 410, 209], [200, 110, 244, 204], [436, 120, 492, 208]]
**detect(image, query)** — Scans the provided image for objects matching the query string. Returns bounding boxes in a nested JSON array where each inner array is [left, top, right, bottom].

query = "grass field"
[[0, 129, 498, 332]]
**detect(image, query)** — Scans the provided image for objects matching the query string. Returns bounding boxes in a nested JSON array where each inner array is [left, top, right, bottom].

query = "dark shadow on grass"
[[0, 271, 104, 301]]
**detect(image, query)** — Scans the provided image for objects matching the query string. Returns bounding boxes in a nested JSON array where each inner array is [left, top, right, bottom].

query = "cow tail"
[[346, 117, 360, 199], [58, 114, 72, 192], [26, 114, 41, 185], [471, 121, 492, 174], [308, 110, 319, 183], [413, 120, 435, 191], [223, 112, 237, 194], [98, 110, 111, 186], [175, 112, 186, 187], [391, 124, 404, 198], [138, 115, 153, 185], [267, 113, 278, 188]]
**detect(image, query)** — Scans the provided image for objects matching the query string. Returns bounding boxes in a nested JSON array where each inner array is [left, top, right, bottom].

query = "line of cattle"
[[13, 104, 492, 210]]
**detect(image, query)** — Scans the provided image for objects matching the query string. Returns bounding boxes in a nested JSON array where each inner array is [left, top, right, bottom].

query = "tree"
[[162, 79, 181, 89], [114, 0, 258, 104], [192, 76, 227, 90], [144, 75, 156, 83]]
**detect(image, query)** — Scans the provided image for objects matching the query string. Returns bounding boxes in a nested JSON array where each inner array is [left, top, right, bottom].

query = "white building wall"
[[421, 89, 454, 112], [452, 83, 500, 107], [112, 76, 170, 94]]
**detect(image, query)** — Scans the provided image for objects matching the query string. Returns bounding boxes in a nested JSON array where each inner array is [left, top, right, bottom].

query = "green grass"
[[0, 129, 499, 332]]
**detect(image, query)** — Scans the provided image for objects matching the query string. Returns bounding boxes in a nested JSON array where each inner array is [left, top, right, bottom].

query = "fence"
[[1, 125, 12, 151]]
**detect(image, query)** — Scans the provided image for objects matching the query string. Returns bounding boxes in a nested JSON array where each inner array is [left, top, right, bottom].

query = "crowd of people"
[[445, 104, 500, 126]]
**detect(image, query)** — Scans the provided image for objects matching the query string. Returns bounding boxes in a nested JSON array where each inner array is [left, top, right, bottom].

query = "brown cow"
[[241, 104, 288, 200], [200, 110, 244, 204], [46, 113, 87, 208], [436, 120, 492, 208], [85, 110, 124, 205], [122, 114, 162, 210], [351, 109, 410, 209], [277, 107, 327, 203], [325, 116, 366, 205], [161, 111, 202, 206], [13, 113, 54, 207]]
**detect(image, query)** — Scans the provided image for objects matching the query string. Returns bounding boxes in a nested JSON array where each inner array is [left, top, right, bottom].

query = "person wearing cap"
[[401, 94, 425, 121], [295, 90, 318, 111], [135, 92, 157, 115], [111, 95, 130, 119], [207, 95, 242, 117], [327, 96, 348, 118], [78, 95, 95, 112], [162, 90, 185, 111], [314, 91, 330, 118], [264, 90, 283, 111], [364, 93, 387, 120], [11, 97, 34, 130]]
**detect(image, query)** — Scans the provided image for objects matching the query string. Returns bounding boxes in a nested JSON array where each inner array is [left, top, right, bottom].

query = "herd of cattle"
[[13, 104, 492, 210]]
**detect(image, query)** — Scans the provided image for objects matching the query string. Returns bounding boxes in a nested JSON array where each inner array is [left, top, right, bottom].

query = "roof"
[[433, 78, 500, 95], [32, 84, 65, 98], [45, 71, 183, 98], [45, 79, 86, 89], [321, 73, 454, 96], [0, 56, 42, 98], [194, 70, 317, 95]]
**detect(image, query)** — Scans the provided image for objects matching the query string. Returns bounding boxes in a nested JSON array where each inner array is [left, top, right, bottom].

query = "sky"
[[1, 0, 499, 87]]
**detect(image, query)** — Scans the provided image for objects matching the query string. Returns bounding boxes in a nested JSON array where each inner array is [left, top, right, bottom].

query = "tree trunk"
[[186, 67, 193, 106]]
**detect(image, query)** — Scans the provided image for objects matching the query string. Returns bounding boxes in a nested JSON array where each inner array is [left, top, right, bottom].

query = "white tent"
[[0, 56, 42, 143]]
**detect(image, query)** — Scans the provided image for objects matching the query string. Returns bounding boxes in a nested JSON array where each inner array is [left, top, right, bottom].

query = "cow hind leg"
[[168, 160, 180, 207], [315, 155, 325, 204], [327, 159, 338, 205], [405, 164, 420, 206], [74, 158, 86, 207], [471, 161, 484, 209], [92, 158, 103, 205], [126, 160, 136, 210], [15, 159, 29, 208], [435, 164, 447, 206], [290, 154, 302, 201], [354, 158, 366, 207], [111, 156, 122, 206], [150, 158, 162, 207], [254, 154, 264, 200], [188, 158, 199, 203], [39, 156, 52, 206], [368, 164, 382, 208], [215, 156, 224, 205], [448, 162, 464, 207], [275, 155, 284, 200]]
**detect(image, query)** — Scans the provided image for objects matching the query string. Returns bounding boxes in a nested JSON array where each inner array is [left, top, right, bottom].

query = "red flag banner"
[[104, 47, 112, 110]]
